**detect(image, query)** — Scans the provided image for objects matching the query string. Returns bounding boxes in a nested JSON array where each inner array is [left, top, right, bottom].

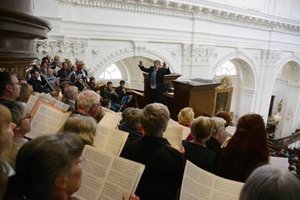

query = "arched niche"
[[212, 57, 256, 122], [271, 60, 300, 137]]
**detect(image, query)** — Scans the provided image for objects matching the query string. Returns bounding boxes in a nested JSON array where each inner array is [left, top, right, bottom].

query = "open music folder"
[[73, 145, 145, 200]]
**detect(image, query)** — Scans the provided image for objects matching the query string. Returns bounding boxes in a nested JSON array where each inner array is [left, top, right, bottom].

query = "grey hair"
[[239, 164, 300, 200], [76, 90, 100, 110], [141, 103, 170, 136]]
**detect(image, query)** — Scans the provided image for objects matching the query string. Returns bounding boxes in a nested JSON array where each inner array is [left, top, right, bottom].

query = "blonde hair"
[[60, 115, 97, 145], [178, 107, 194, 126], [0, 105, 12, 146], [76, 90, 100, 110], [0, 105, 12, 198], [191, 116, 214, 140]]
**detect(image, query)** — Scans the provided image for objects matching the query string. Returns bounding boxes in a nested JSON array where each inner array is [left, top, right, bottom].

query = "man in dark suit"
[[138, 60, 170, 103]]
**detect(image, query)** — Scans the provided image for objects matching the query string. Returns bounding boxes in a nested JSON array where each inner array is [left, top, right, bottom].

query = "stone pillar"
[[254, 50, 280, 121], [0, 0, 51, 77]]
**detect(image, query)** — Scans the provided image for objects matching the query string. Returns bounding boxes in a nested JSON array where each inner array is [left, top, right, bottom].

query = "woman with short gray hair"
[[239, 165, 300, 200]]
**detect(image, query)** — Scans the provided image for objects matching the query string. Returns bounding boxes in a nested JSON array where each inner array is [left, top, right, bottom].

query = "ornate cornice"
[[59, 0, 300, 33]]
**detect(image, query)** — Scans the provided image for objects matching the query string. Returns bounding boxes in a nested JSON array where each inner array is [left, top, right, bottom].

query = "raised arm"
[[138, 61, 150, 73], [163, 62, 171, 75]]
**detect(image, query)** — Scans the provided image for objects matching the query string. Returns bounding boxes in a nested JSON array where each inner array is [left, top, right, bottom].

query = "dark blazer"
[[139, 65, 170, 93], [121, 135, 185, 200]]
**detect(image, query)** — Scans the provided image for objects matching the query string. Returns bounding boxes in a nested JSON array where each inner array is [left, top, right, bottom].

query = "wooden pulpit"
[[172, 79, 221, 117]]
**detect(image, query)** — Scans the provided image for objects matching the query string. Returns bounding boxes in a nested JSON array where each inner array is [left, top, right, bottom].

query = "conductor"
[[138, 60, 170, 103]]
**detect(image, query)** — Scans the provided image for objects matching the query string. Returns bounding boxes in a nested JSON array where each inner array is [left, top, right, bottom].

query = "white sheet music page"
[[180, 161, 243, 200]]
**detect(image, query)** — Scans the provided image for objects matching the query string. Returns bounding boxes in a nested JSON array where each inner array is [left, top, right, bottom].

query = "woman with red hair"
[[217, 114, 269, 182]]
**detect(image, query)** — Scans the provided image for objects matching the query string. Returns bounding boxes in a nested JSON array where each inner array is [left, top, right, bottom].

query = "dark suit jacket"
[[139, 65, 170, 93]]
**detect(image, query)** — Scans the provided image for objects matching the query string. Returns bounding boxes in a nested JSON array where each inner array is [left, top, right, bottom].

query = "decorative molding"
[[58, 0, 300, 34], [261, 50, 281, 66], [36, 39, 88, 61], [183, 44, 216, 65]]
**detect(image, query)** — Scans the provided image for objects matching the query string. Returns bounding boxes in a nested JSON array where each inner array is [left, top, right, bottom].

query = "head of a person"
[[76, 90, 101, 117], [5, 133, 84, 200], [62, 62, 68, 69], [211, 117, 226, 137], [219, 113, 269, 181], [76, 61, 84, 71], [215, 111, 232, 127], [153, 60, 161, 69], [239, 165, 300, 200], [41, 60, 48, 68], [60, 115, 97, 145], [89, 77, 95, 84], [17, 82, 33, 103], [47, 68, 54, 76], [141, 103, 170, 137], [64, 86, 78, 101], [191, 116, 214, 142], [30, 69, 40, 80], [177, 107, 194, 126], [106, 81, 113, 90], [0, 72, 21, 101], [1, 101, 31, 137], [54, 55, 60, 62], [121, 107, 142, 130], [119, 80, 125, 87], [0, 105, 15, 154]]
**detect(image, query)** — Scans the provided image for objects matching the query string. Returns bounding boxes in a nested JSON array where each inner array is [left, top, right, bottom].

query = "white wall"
[[33, 0, 300, 137]]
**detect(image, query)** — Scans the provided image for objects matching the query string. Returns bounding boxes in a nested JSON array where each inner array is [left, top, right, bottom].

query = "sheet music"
[[73, 146, 114, 200], [163, 126, 184, 151], [180, 161, 243, 200], [225, 126, 236, 136], [98, 112, 122, 129], [74, 146, 145, 200], [269, 156, 289, 170], [94, 126, 129, 156], [25, 95, 39, 114], [168, 119, 191, 140], [26, 103, 71, 139]]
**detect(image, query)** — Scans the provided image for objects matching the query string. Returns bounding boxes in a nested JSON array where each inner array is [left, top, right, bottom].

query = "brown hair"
[[218, 114, 269, 182]]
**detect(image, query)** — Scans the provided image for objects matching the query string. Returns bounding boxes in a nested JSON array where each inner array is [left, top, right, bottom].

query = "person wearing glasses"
[[0, 71, 21, 102], [3, 133, 84, 200], [1, 101, 31, 169]]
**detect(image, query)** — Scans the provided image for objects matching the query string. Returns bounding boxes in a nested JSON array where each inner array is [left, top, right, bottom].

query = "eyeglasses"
[[71, 156, 86, 168], [20, 114, 31, 121], [9, 82, 20, 86]]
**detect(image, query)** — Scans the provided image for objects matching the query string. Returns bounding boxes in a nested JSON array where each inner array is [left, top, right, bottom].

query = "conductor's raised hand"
[[138, 61, 143, 67]]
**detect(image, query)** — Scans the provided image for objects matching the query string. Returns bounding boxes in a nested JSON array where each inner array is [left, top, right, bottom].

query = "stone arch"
[[276, 56, 300, 81], [210, 51, 257, 90], [210, 51, 257, 121], [93, 47, 175, 81]]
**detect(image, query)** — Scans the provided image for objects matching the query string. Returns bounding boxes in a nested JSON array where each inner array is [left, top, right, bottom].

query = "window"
[[98, 64, 122, 79], [216, 61, 236, 76]]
